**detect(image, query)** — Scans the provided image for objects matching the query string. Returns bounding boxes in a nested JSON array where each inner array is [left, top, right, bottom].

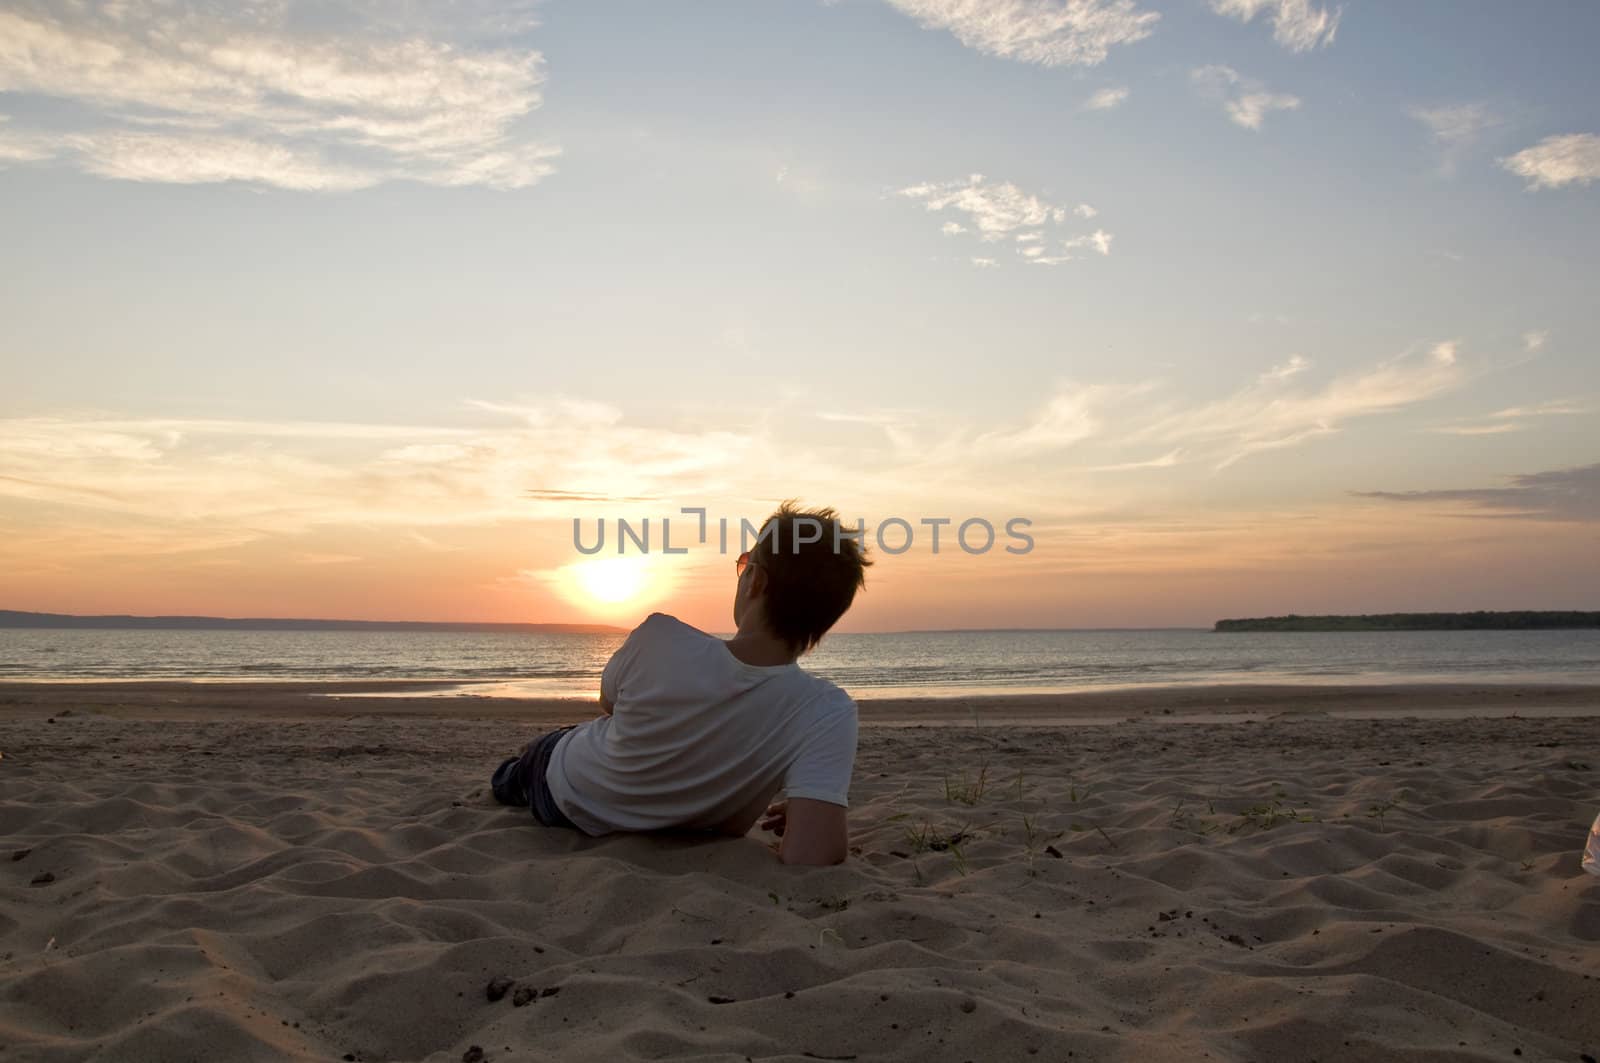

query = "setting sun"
[[560, 556, 664, 609]]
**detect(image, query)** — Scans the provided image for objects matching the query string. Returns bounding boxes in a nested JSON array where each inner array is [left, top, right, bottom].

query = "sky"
[[1, 0, 1598, 632]]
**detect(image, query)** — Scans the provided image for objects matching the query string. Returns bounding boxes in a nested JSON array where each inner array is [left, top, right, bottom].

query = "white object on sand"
[[1585, 812, 1600, 877]]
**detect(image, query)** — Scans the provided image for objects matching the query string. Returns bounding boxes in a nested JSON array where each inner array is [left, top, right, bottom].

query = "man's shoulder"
[[634, 612, 709, 642], [786, 669, 857, 719]]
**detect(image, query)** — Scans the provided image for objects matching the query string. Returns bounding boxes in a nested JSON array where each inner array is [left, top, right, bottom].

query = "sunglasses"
[[735, 551, 760, 577]]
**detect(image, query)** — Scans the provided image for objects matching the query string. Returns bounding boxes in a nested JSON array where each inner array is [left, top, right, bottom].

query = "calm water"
[[2, 627, 1598, 698]]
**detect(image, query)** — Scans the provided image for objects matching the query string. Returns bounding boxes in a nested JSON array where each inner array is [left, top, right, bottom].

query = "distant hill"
[[0, 610, 624, 634], [1215, 611, 1600, 632]]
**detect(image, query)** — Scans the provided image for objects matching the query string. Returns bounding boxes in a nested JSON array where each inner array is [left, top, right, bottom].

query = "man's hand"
[[762, 798, 848, 866], [759, 799, 788, 836], [598, 693, 614, 717]]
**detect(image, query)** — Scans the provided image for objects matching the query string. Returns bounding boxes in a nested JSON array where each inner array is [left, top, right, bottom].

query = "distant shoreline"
[[1215, 611, 1600, 632], [0, 610, 624, 634]]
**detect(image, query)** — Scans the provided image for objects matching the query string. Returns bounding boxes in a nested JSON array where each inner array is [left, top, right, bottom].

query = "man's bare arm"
[[766, 798, 849, 866]]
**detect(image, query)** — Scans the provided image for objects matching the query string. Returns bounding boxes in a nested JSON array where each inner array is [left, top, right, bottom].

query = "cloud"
[[968, 387, 1104, 456], [886, 339, 1473, 477], [1084, 86, 1129, 110], [0, 114, 53, 162], [0, 405, 757, 537], [71, 132, 381, 191], [1191, 65, 1300, 130], [901, 174, 1068, 237], [0, 1, 557, 191], [1499, 133, 1600, 190], [0, 334, 1557, 581], [1426, 422, 1522, 437], [1411, 103, 1498, 176], [1211, 0, 1340, 52], [882, 0, 1159, 66], [1426, 395, 1592, 436], [1260, 354, 1310, 381], [1064, 229, 1113, 254], [1412, 103, 1495, 148], [900, 174, 1113, 267], [1357, 464, 1600, 522], [1490, 398, 1588, 419], [971, 256, 999, 268], [1125, 341, 1463, 468], [523, 489, 661, 503], [1090, 448, 1183, 471]]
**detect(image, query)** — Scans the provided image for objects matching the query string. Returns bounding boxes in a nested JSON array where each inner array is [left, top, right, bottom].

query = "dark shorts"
[[490, 727, 580, 831]]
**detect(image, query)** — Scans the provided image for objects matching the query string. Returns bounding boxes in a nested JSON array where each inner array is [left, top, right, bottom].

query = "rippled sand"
[[2, 691, 1598, 1061]]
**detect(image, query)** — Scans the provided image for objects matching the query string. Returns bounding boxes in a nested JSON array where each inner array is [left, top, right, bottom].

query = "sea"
[[2, 627, 1598, 699]]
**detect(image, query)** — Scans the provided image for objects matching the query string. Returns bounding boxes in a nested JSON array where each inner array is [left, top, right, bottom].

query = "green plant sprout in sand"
[[943, 757, 991, 805], [1366, 798, 1402, 830], [902, 819, 983, 877], [1168, 788, 1316, 836], [1229, 789, 1317, 833]]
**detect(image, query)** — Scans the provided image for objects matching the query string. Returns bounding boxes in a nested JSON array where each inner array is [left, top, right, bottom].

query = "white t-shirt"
[[545, 612, 858, 836]]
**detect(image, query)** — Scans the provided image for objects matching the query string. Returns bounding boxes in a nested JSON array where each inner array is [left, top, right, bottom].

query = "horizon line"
[[1, 608, 1221, 634]]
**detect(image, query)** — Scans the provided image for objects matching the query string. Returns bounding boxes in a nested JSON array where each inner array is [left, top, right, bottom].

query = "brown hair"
[[750, 500, 871, 653]]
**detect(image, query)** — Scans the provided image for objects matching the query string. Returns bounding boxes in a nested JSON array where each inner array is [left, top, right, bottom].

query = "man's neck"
[[724, 626, 798, 668]]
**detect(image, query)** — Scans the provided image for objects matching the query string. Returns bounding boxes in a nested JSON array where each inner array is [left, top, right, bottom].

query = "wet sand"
[[3, 678, 1598, 724]]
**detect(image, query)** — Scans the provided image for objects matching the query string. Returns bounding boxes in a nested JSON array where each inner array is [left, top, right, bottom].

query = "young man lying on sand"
[[491, 502, 871, 865]]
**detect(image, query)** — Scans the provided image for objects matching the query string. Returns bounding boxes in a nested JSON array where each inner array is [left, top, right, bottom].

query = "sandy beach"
[[3, 683, 1598, 1062]]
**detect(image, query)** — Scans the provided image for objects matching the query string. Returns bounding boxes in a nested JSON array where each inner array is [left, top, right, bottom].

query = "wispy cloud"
[[1490, 398, 1588, 419], [0, 1, 557, 191], [0, 114, 51, 162], [876, 340, 1472, 476], [1084, 86, 1129, 110], [1426, 395, 1591, 436], [1191, 65, 1301, 130], [968, 388, 1105, 457], [1411, 103, 1497, 176], [524, 489, 662, 503], [1064, 229, 1113, 255], [1426, 422, 1522, 437], [901, 175, 1068, 237], [1090, 448, 1183, 471], [882, 0, 1159, 67], [0, 405, 757, 539], [1124, 342, 1463, 468], [1413, 103, 1495, 148], [1210, 0, 1340, 52], [1260, 354, 1310, 381], [0, 332, 1553, 575], [1357, 464, 1600, 522], [899, 174, 1113, 267], [1499, 133, 1600, 191]]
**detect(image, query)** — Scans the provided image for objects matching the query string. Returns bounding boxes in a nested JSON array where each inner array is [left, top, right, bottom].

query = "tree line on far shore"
[[1214, 611, 1600, 632]]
